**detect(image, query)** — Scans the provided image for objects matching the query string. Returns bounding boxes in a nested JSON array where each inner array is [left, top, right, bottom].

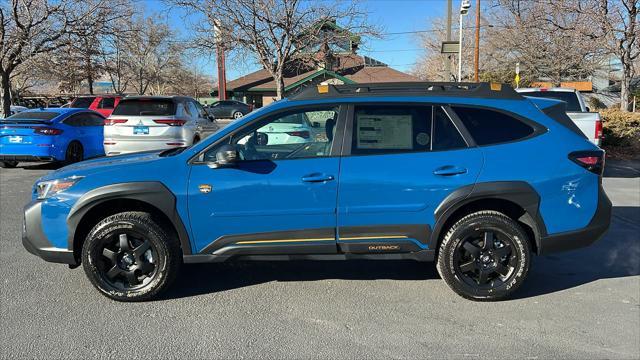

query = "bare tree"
[[170, 0, 375, 99], [551, 0, 639, 111], [0, 0, 114, 117]]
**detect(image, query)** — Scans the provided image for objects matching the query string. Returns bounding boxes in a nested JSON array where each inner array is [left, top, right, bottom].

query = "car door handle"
[[433, 166, 468, 176], [302, 174, 335, 182]]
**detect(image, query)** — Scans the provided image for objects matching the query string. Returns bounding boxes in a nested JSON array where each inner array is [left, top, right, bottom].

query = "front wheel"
[[436, 210, 531, 301], [232, 111, 244, 119], [0, 161, 18, 168], [81, 211, 182, 301]]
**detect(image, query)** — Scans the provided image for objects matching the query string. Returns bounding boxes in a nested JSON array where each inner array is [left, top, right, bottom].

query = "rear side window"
[[432, 107, 467, 151], [521, 91, 582, 112], [112, 99, 176, 116], [351, 105, 433, 155], [453, 107, 534, 146], [71, 97, 96, 108]]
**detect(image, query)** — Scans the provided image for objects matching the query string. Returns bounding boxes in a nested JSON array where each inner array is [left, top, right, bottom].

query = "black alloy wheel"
[[437, 210, 531, 301], [98, 232, 157, 291], [454, 229, 518, 289], [64, 141, 83, 164], [82, 211, 181, 301]]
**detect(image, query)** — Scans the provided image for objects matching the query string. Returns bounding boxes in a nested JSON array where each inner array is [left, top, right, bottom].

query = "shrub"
[[600, 109, 640, 149]]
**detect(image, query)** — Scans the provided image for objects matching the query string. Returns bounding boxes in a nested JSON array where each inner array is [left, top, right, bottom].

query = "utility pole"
[[473, 0, 480, 82], [446, 0, 453, 81], [214, 19, 227, 101]]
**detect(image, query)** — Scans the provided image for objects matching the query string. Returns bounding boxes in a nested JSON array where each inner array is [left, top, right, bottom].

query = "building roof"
[[224, 54, 419, 93]]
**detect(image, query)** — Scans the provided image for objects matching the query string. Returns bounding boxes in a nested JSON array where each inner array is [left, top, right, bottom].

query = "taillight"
[[153, 119, 186, 126], [595, 118, 603, 140], [104, 119, 128, 125], [286, 131, 310, 139], [34, 127, 63, 135], [569, 150, 605, 176]]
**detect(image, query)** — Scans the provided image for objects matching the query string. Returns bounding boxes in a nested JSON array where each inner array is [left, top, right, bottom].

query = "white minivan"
[[103, 96, 218, 156]]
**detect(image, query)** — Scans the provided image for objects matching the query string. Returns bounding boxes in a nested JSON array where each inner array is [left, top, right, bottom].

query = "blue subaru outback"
[[22, 83, 611, 301]]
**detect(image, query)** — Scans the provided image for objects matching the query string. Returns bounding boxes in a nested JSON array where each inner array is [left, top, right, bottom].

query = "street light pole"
[[458, 11, 463, 82], [458, 0, 470, 82]]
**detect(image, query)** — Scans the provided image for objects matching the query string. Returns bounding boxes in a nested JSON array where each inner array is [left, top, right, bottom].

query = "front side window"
[[453, 106, 534, 146], [203, 107, 338, 162]]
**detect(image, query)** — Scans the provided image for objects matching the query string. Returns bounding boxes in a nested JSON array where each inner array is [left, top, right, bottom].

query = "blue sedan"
[[0, 108, 105, 168]]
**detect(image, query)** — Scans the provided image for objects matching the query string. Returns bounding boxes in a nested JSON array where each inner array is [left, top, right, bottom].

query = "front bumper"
[[22, 200, 76, 264], [538, 183, 612, 254]]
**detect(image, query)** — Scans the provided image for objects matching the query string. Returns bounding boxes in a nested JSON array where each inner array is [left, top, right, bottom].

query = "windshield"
[[523, 91, 582, 112], [71, 97, 96, 108], [1, 112, 59, 122], [112, 99, 176, 116]]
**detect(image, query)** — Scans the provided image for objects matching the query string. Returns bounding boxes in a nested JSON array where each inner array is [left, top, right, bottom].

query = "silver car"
[[103, 96, 218, 156]]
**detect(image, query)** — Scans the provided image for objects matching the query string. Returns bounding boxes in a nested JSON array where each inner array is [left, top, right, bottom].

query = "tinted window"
[[194, 102, 208, 118], [86, 113, 105, 126], [203, 107, 338, 162], [187, 102, 199, 118], [64, 114, 84, 127], [351, 105, 432, 155], [71, 97, 96, 108], [453, 107, 534, 146], [521, 91, 582, 112], [432, 107, 466, 151], [98, 98, 116, 109], [112, 99, 176, 116], [3, 112, 59, 121]]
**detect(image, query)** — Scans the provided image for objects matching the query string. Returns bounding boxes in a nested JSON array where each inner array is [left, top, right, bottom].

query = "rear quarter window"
[[453, 107, 535, 146], [112, 99, 176, 116]]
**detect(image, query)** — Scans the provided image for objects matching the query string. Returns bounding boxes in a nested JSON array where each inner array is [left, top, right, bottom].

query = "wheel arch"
[[67, 182, 192, 263], [430, 182, 547, 255]]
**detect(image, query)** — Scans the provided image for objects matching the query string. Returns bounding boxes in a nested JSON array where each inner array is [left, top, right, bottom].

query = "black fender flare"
[[429, 181, 548, 253], [66, 182, 192, 256]]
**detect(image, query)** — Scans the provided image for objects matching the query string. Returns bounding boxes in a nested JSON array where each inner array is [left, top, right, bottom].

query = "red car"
[[70, 95, 122, 117]]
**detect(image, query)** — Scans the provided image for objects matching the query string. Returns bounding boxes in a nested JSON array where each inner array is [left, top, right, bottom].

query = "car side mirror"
[[312, 121, 321, 128], [207, 145, 238, 169], [208, 115, 215, 122], [585, 106, 590, 112]]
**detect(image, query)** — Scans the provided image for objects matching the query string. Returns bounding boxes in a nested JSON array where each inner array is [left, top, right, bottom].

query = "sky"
[[144, 0, 451, 80]]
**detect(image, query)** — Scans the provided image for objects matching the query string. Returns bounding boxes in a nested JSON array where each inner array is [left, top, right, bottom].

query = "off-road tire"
[[81, 211, 182, 301], [436, 210, 531, 301]]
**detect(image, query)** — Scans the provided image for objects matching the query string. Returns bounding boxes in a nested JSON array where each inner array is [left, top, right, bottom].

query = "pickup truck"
[[516, 88, 602, 146]]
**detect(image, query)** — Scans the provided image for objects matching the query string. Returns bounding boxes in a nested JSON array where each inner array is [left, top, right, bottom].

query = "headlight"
[[36, 176, 83, 199]]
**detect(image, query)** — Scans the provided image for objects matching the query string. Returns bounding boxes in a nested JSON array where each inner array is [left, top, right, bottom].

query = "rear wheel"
[[436, 210, 531, 301], [232, 111, 244, 119], [64, 141, 83, 164], [0, 161, 18, 168], [81, 211, 181, 301]]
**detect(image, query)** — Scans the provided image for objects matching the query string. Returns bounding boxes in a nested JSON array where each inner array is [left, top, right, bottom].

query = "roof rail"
[[289, 82, 523, 101]]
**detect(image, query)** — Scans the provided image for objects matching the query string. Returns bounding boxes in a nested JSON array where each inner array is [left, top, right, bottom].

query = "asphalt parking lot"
[[1, 160, 638, 359]]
